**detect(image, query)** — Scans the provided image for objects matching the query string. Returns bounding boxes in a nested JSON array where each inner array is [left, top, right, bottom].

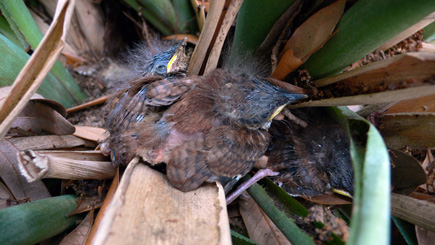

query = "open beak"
[[167, 38, 187, 73]]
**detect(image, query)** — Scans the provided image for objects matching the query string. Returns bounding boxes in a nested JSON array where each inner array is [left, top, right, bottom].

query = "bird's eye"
[[155, 64, 167, 75]]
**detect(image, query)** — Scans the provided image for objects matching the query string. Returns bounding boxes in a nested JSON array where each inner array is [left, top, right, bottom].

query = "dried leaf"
[[188, 0, 226, 75], [7, 135, 91, 150], [92, 161, 231, 244], [293, 52, 435, 108], [17, 150, 115, 182], [239, 194, 291, 245], [390, 148, 426, 195], [203, 0, 244, 74], [300, 193, 352, 205], [74, 0, 105, 56], [392, 193, 435, 232], [0, 182, 14, 210], [60, 211, 93, 245], [271, 49, 303, 80], [0, 139, 50, 202], [380, 113, 435, 149], [416, 226, 435, 245], [421, 150, 434, 193], [9, 100, 74, 136], [387, 94, 435, 113], [271, 0, 345, 79], [0, 0, 75, 140], [280, 0, 345, 60], [74, 126, 108, 142], [86, 171, 119, 244], [164, 34, 199, 45]]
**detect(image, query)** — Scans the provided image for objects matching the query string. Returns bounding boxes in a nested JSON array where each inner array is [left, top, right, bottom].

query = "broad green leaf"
[[392, 217, 418, 245], [229, 0, 295, 63], [0, 34, 78, 106], [0, 195, 82, 245], [302, 0, 435, 79], [246, 177, 314, 245], [327, 106, 390, 245], [0, 0, 86, 107]]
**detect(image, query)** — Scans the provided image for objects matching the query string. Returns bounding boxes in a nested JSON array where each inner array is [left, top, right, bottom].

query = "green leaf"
[[0, 0, 86, 107], [231, 230, 257, 245], [0, 195, 83, 245], [392, 217, 418, 245], [327, 106, 391, 245], [302, 0, 435, 79], [229, 0, 296, 62], [123, 0, 177, 36], [263, 178, 309, 217], [246, 178, 314, 245], [172, 0, 198, 34], [423, 22, 435, 43], [0, 33, 80, 107], [0, 15, 23, 49]]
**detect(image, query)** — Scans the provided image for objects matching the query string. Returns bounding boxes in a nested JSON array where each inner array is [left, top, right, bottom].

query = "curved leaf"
[[302, 0, 435, 79], [328, 106, 390, 245]]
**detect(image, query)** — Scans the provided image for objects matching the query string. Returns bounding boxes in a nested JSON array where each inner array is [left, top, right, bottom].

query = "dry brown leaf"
[[35, 150, 108, 161], [416, 226, 435, 245], [300, 193, 352, 205], [188, 0, 226, 75], [280, 0, 345, 61], [380, 113, 435, 149], [239, 194, 291, 245], [92, 161, 231, 245], [293, 52, 435, 107], [7, 135, 91, 150], [9, 100, 75, 136], [75, 0, 105, 57], [164, 34, 199, 45], [390, 148, 426, 195], [86, 170, 119, 244], [60, 211, 94, 245], [0, 182, 14, 210], [272, 48, 303, 80], [409, 192, 435, 204], [190, 0, 207, 30], [391, 193, 435, 232], [17, 150, 115, 182], [74, 126, 108, 142], [315, 52, 435, 87], [203, 0, 244, 74], [0, 0, 75, 140], [0, 139, 51, 202], [387, 94, 435, 113], [421, 150, 434, 193]]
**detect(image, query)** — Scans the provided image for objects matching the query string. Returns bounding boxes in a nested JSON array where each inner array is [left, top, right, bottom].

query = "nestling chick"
[[103, 38, 189, 166], [267, 107, 354, 196], [121, 69, 307, 191]]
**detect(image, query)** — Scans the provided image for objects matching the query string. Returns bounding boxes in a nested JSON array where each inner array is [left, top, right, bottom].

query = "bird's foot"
[[226, 169, 279, 204]]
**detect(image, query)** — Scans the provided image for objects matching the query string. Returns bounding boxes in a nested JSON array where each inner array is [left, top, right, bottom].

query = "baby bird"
[[267, 107, 354, 196], [104, 38, 189, 166], [120, 69, 307, 191]]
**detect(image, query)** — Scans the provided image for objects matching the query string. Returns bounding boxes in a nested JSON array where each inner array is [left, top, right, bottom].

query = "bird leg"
[[226, 168, 280, 204]]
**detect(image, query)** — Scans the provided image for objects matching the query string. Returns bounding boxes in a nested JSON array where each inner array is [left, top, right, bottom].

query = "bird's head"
[[214, 72, 307, 130], [142, 38, 188, 77]]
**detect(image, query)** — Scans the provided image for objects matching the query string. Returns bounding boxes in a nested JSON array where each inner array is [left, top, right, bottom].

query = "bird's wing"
[[166, 126, 270, 192], [145, 76, 198, 106], [204, 126, 270, 177], [167, 141, 213, 192]]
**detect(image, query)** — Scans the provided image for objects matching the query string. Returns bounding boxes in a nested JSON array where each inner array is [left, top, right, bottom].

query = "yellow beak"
[[167, 38, 187, 73], [268, 104, 287, 121]]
